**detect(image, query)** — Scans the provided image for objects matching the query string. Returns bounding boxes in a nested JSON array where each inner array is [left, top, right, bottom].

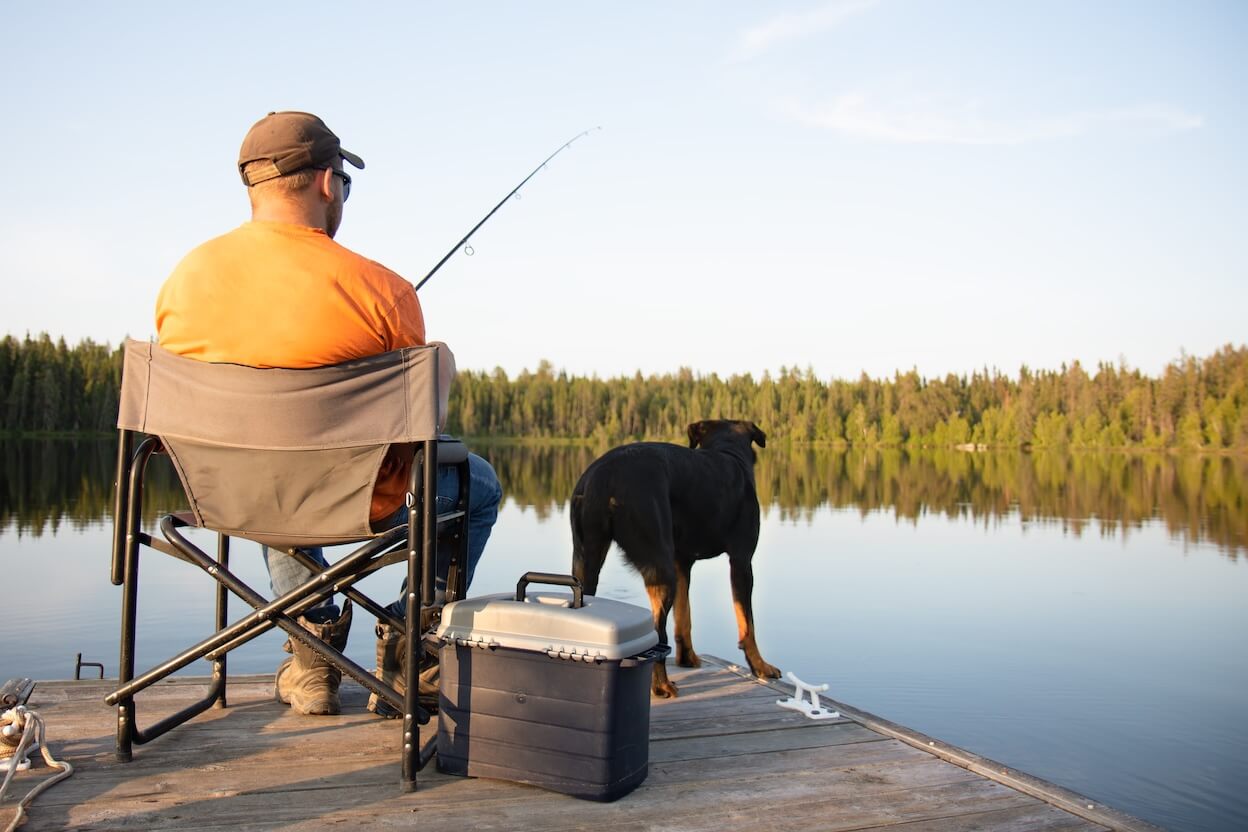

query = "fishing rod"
[[415, 127, 601, 292]]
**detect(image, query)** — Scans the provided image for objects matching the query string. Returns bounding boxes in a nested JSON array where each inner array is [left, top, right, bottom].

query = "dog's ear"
[[749, 422, 767, 448], [687, 421, 708, 449]]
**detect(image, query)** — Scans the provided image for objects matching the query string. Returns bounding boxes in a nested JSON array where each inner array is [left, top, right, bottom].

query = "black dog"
[[570, 419, 780, 697]]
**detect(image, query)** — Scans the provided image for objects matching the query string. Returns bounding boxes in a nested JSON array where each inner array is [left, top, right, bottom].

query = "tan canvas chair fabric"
[[117, 339, 440, 547]]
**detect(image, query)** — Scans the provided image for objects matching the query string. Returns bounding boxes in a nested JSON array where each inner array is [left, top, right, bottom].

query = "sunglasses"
[[330, 168, 352, 202]]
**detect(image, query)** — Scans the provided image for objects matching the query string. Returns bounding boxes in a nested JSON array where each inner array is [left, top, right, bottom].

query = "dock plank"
[[1, 658, 1152, 832]]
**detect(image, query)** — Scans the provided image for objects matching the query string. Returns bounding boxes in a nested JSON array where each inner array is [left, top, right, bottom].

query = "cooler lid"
[[435, 591, 658, 661]]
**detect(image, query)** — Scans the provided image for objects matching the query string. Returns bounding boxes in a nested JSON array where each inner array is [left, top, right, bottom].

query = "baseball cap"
[[237, 111, 365, 186]]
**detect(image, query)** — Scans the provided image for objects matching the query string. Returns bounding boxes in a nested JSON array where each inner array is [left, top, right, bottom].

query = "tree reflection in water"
[[3, 438, 1244, 557]]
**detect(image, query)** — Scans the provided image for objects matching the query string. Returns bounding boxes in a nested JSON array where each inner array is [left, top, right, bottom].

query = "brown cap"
[[237, 111, 365, 186]]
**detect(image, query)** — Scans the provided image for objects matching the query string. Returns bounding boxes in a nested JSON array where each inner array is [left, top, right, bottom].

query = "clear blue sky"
[[4, 1, 1244, 381]]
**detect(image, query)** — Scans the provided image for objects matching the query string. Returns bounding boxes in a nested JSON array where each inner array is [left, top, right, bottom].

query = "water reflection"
[[757, 448, 1247, 559], [2, 438, 1245, 556], [0, 438, 181, 538]]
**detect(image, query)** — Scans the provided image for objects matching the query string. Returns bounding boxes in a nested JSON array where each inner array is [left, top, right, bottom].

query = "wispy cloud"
[[781, 93, 1204, 144], [736, 0, 879, 61]]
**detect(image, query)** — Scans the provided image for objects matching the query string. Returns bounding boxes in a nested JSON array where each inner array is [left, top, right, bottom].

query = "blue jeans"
[[262, 451, 502, 621]]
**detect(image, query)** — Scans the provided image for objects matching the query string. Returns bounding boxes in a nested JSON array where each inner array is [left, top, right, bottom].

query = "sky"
[[3, 1, 1245, 382]]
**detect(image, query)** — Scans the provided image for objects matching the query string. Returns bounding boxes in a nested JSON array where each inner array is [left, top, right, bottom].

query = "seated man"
[[155, 111, 502, 717]]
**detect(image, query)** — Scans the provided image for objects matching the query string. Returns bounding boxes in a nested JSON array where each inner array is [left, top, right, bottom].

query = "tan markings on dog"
[[673, 570, 699, 668], [608, 496, 620, 510], [733, 598, 750, 644], [646, 584, 666, 614], [735, 598, 781, 679], [646, 584, 678, 697]]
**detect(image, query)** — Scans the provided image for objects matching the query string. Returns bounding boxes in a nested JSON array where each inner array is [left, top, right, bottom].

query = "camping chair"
[[106, 339, 469, 790]]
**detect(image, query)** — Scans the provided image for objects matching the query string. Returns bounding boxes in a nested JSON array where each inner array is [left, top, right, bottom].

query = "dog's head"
[[687, 420, 767, 451]]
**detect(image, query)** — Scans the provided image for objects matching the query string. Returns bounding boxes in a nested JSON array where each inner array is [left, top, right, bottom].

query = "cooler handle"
[[516, 572, 584, 608], [620, 644, 671, 668]]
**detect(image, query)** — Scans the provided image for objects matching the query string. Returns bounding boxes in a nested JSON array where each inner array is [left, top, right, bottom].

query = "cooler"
[[434, 572, 665, 801]]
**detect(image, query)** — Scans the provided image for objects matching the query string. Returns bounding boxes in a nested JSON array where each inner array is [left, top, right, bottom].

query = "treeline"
[[0, 334, 121, 434], [446, 346, 1248, 451], [3, 332, 1247, 452]]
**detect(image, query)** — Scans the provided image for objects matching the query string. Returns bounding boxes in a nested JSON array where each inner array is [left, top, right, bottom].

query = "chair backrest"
[[117, 339, 440, 547]]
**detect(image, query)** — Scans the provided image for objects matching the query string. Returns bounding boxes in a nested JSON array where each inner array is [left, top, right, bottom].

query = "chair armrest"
[[436, 437, 468, 465]]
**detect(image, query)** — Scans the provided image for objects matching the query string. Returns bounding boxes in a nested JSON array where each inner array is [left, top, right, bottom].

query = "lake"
[[2, 438, 1245, 831]]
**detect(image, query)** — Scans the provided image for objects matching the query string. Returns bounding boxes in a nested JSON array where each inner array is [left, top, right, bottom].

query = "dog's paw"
[[653, 680, 680, 698], [675, 649, 702, 668], [752, 660, 782, 680]]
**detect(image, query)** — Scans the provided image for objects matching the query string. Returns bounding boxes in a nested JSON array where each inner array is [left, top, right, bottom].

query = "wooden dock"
[[5, 656, 1161, 831]]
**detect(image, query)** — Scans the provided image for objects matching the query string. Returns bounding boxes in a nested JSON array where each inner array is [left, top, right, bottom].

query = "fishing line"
[[415, 127, 601, 291]]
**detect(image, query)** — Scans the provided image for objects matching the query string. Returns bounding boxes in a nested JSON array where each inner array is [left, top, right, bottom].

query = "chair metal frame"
[[106, 345, 469, 792]]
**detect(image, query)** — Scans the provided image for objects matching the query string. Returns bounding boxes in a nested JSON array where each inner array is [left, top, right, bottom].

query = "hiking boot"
[[367, 615, 440, 718], [274, 600, 353, 715]]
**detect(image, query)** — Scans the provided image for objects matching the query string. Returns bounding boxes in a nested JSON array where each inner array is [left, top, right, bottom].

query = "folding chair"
[[106, 339, 469, 790]]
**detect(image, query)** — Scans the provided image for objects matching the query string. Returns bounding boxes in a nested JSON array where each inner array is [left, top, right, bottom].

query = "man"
[[155, 111, 502, 717]]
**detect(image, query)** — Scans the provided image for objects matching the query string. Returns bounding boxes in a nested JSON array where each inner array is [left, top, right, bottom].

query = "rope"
[[0, 706, 74, 832]]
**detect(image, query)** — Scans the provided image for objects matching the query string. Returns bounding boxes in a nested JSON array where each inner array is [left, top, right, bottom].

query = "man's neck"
[[251, 202, 328, 235]]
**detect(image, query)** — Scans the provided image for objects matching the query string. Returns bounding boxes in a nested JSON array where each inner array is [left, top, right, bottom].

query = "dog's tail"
[[569, 492, 586, 545], [569, 481, 613, 596], [570, 487, 616, 542]]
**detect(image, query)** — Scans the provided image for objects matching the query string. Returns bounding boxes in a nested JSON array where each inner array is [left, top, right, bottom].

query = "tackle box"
[[434, 572, 665, 801]]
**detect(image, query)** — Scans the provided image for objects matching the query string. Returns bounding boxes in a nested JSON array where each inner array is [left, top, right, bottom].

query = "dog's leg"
[[646, 573, 680, 698], [729, 557, 781, 679], [673, 560, 700, 668]]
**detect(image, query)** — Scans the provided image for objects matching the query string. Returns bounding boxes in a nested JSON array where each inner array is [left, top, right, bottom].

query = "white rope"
[[1, 706, 74, 832]]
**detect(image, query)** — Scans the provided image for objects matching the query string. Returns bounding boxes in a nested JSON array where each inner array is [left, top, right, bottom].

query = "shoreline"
[[4, 430, 1247, 457]]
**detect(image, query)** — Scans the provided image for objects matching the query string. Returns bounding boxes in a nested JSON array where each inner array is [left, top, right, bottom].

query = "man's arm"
[[429, 341, 456, 429], [379, 283, 450, 425]]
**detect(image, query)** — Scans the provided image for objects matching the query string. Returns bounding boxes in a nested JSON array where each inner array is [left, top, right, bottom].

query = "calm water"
[[2, 438, 1245, 831]]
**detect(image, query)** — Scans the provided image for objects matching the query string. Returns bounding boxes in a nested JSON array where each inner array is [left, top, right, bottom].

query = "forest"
[[2, 332, 1246, 452]]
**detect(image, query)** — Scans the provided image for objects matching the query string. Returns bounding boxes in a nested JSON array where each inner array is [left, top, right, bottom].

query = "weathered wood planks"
[[0, 657, 1156, 831]]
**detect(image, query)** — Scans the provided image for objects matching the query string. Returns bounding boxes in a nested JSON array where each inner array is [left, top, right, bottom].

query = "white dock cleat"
[[777, 672, 840, 720]]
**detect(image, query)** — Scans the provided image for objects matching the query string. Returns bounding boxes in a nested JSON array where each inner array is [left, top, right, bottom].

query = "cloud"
[[736, 0, 879, 61], [781, 93, 1204, 144]]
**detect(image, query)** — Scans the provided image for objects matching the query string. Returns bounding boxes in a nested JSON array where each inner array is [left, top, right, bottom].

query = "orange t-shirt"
[[156, 220, 426, 522]]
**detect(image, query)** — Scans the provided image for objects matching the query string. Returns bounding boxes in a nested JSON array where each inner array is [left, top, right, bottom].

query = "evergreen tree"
[[2, 333, 1245, 455]]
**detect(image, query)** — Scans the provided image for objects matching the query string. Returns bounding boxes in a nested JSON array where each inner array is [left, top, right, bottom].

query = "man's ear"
[[318, 167, 335, 202], [750, 422, 767, 448], [687, 421, 707, 448]]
